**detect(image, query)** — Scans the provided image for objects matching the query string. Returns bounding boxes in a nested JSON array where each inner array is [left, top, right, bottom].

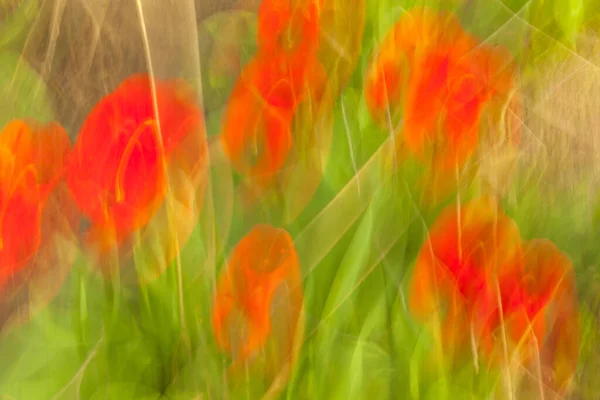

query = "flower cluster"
[[365, 7, 518, 172], [220, 0, 326, 182], [0, 72, 208, 326], [408, 197, 580, 395]]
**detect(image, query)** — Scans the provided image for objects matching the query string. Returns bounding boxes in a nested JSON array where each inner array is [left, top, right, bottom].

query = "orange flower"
[[66, 74, 205, 254], [257, 0, 321, 63], [242, 50, 319, 111], [255, 0, 324, 110], [221, 0, 335, 225], [0, 120, 77, 329], [365, 7, 516, 169], [221, 49, 327, 181], [211, 224, 303, 378], [220, 61, 296, 181]]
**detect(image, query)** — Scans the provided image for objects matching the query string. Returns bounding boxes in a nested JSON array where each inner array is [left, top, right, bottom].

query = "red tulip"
[[408, 197, 580, 395], [221, 0, 334, 226], [0, 120, 70, 284], [408, 197, 522, 355], [67, 74, 205, 255], [0, 119, 77, 329], [488, 240, 580, 395], [365, 7, 517, 171]]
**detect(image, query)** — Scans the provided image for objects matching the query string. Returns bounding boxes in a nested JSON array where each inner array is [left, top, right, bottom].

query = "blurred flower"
[[408, 196, 522, 355], [67, 74, 207, 278], [365, 7, 517, 170], [408, 197, 580, 394], [491, 239, 580, 396], [254, 0, 325, 110], [242, 50, 323, 112], [257, 0, 321, 64], [220, 0, 327, 179], [212, 224, 303, 380], [220, 63, 296, 181], [221, 52, 327, 182], [220, 0, 338, 225], [0, 119, 77, 329]]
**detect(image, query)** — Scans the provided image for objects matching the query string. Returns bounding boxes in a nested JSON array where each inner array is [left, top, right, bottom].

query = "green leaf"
[[319, 205, 373, 328], [0, 308, 82, 399], [0, 51, 54, 129], [553, 0, 586, 45]]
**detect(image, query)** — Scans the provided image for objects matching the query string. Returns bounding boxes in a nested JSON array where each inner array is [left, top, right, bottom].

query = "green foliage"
[[0, 51, 54, 129]]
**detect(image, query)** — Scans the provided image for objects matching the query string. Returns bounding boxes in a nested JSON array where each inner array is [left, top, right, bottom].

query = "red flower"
[[211, 224, 303, 379], [491, 240, 580, 395], [0, 120, 77, 329], [365, 7, 516, 170], [408, 197, 522, 354], [67, 74, 206, 258], [408, 197, 580, 394], [0, 120, 69, 283]]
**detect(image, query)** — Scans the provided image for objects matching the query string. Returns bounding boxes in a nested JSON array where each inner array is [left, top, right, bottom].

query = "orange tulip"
[[0, 120, 77, 329], [211, 224, 303, 378], [67, 74, 205, 255], [241, 50, 318, 111], [365, 7, 516, 170], [364, 50, 406, 129], [221, 0, 334, 226], [221, 48, 327, 181], [257, 0, 321, 63], [220, 61, 296, 181]]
